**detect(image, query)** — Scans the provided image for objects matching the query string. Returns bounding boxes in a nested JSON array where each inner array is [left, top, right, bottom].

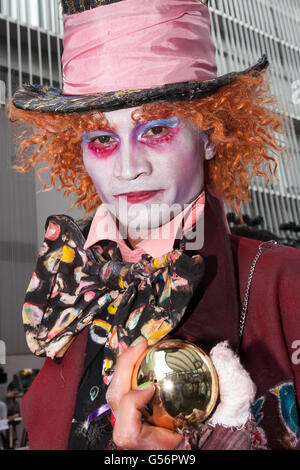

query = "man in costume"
[[8, 0, 300, 450]]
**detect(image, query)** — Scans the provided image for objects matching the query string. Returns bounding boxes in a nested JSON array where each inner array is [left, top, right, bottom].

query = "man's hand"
[[106, 337, 256, 450], [106, 336, 183, 450]]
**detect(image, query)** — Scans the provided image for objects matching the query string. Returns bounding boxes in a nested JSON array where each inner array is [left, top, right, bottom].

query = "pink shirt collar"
[[84, 190, 206, 261]]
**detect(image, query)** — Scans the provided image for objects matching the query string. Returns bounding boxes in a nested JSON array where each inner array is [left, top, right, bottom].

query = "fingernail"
[[137, 381, 154, 390], [131, 336, 144, 347]]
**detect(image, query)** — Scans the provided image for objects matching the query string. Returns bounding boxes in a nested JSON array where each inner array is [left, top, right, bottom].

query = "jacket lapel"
[[172, 190, 241, 352]]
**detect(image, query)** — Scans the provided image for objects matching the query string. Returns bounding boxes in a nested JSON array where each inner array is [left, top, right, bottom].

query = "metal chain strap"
[[238, 240, 281, 349]]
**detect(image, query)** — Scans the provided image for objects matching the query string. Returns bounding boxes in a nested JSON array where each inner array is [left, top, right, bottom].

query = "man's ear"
[[202, 132, 216, 161]]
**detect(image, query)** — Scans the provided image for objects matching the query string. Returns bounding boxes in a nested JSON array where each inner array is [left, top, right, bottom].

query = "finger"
[[113, 386, 182, 450], [106, 335, 148, 412]]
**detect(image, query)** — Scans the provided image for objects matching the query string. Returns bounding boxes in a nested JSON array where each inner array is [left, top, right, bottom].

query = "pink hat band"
[[62, 0, 217, 96]]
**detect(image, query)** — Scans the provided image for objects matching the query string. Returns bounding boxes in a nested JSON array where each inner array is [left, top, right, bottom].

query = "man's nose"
[[113, 141, 152, 180]]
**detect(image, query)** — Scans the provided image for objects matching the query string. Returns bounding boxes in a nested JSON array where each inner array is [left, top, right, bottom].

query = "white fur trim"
[[209, 341, 256, 428]]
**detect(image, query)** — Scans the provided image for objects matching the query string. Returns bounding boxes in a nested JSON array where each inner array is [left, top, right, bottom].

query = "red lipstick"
[[114, 190, 162, 203]]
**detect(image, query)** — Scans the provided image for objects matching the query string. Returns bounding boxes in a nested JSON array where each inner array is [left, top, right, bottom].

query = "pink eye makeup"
[[82, 130, 120, 158], [81, 117, 180, 158]]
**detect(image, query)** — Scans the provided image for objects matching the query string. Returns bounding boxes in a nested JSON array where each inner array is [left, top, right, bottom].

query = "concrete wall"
[[0, 110, 84, 359], [0, 108, 38, 356]]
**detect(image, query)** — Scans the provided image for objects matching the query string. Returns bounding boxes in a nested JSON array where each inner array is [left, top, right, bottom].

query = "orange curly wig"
[[7, 69, 288, 218]]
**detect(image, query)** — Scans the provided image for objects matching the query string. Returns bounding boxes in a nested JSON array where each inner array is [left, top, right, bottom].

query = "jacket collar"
[[172, 188, 241, 352]]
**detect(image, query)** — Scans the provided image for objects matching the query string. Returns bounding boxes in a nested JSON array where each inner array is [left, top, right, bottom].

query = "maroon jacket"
[[20, 195, 300, 450]]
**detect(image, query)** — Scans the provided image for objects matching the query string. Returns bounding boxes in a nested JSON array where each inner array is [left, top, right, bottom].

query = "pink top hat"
[[13, 0, 269, 113]]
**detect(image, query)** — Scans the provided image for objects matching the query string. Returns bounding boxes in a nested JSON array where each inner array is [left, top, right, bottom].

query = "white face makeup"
[[81, 106, 216, 237]]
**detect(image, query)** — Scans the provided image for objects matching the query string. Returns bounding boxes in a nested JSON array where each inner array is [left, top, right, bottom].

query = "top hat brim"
[[12, 54, 268, 114]]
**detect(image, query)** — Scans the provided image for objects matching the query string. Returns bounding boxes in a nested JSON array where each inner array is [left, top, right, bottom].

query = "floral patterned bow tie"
[[22, 215, 205, 385]]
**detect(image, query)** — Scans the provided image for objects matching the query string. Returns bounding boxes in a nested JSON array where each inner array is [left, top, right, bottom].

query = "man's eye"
[[143, 126, 169, 138], [91, 135, 117, 147], [95, 136, 113, 144]]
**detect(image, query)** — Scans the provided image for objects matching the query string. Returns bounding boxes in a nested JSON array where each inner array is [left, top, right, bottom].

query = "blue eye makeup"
[[81, 117, 180, 157], [82, 118, 179, 142], [136, 118, 179, 139], [81, 130, 119, 143]]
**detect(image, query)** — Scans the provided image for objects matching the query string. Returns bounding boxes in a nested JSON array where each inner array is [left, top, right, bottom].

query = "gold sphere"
[[131, 338, 219, 430]]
